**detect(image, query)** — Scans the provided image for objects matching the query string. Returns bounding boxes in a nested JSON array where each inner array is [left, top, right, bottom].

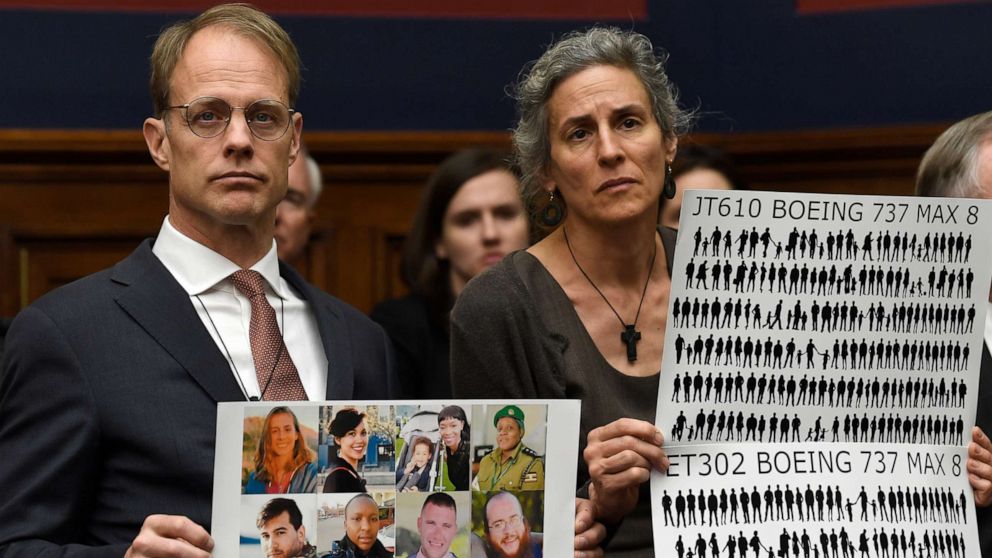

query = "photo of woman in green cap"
[[473, 405, 545, 491]]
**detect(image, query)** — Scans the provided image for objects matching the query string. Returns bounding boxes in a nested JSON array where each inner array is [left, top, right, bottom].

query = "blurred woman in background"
[[659, 143, 747, 229], [371, 148, 529, 398]]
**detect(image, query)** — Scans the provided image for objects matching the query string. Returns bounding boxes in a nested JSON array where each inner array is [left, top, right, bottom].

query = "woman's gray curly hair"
[[511, 27, 692, 228]]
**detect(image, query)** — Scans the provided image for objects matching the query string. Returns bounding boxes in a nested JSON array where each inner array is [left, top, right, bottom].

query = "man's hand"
[[584, 418, 669, 523], [574, 497, 605, 558], [969, 426, 992, 507], [125, 515, 213, 558]]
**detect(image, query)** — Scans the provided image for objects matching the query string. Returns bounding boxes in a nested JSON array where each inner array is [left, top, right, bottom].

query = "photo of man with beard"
[[476, 491, 542, 558]]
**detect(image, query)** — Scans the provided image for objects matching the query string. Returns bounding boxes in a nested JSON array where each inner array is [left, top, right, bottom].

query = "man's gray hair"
[[916, 111, 992, 198], [304, 155, 323, 207], [511, 26, 692, 222]]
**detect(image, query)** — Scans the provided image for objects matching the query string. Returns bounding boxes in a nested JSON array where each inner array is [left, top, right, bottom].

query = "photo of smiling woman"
[[438, 405, 471, 491], [323, 407, 369, 493], [244, 406, 318, 494]]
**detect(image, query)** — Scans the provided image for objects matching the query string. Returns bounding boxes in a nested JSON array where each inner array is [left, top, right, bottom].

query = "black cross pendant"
[[621, 324, 641, 362]]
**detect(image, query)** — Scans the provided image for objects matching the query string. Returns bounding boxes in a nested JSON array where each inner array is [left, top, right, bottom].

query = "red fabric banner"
[[0, 0, 647, 20]]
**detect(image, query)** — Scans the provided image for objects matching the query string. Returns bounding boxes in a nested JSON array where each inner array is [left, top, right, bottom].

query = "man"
[[275, 145, 322, 268], [414, 492, 459, 558], [482, 491, 541, 558], [915, 110, 992, 556], [257, 498, 316, 558], [0, 5, 396, 557], [474, 405, 544, 491], [337, 494, 391, 558]]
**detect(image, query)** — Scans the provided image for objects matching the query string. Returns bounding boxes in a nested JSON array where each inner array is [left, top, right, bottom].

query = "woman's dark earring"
[[663, 163, 677, 200], [540, 189, 565, 227]]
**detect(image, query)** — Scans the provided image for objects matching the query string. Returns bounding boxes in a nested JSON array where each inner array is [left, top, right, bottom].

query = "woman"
[[245, 406, 317, 494], [323, 408, 369, 493], [396, 436, 433, 492], [451, 27, 689, 555], [371, 148, 529, 399], [659, 143, 748, 229], [336, 494, 391, 558], [474, 405, 544, 491], [438, 404, 470, 491]]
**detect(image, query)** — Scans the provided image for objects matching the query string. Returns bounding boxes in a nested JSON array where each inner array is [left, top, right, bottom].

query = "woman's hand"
[[574, 497, 605, 558], [584, 418, 669, 523], [968, 426, 992, 507]]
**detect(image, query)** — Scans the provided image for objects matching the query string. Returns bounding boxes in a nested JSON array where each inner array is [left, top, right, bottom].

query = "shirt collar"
[[152, 216, 287, 298]]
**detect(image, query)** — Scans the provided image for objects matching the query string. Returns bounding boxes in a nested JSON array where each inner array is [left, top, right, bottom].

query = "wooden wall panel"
[[19, 239, 142, 306], [0, 125, 947, 318]]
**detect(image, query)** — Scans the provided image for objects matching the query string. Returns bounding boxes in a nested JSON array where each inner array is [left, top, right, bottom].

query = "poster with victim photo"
[[655, 191, 992, 445], [211, 399, 579, 558]]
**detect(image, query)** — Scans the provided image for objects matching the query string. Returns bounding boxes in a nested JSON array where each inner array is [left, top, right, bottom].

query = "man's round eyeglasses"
[[164, 97, 294, 141], [488, 514, 522, 532]]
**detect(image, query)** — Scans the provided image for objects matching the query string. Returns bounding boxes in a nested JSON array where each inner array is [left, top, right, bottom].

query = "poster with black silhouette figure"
[[653, 442, 979, 558], [655, 191, 992, 446]]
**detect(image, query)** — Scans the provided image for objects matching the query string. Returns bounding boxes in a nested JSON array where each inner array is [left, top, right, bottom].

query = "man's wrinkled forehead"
[[171, 25, 291, 102]]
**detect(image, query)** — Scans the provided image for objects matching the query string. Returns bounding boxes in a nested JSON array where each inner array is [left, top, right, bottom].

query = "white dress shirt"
[[152, 217, 327, 400]]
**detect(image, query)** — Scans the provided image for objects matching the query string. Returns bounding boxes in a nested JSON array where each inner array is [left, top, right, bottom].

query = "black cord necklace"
[[195, 293, 285, 400], [563, 225, 657, 363]]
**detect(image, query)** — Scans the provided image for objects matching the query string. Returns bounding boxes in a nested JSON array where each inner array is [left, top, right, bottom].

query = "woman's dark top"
[[450, 227, 676, 558], [370, 294, 451, 398], [445, 439, 470, 491], [336, 534, 391, 558], [322, 454, 366, 493]]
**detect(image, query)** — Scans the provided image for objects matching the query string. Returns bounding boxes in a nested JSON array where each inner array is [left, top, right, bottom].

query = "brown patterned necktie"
[[230, 269, 308, 401]]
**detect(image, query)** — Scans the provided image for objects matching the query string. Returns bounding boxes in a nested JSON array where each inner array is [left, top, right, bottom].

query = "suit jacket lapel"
[[281, 263, 354, 399], [111, 240, 245, 402]]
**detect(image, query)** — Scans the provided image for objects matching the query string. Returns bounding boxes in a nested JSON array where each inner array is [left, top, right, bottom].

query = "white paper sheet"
[[652, 443, 978, 558], [656, 191, 992, 443], [652, 190, 992, 557], [211, 399, 580, 558]]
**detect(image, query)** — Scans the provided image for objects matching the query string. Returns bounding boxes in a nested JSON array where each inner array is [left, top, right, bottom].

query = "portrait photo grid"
[[211, 400, 580, 558], [652, 191, 992, 557]]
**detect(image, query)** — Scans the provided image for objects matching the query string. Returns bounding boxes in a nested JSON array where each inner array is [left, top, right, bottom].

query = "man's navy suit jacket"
[[0, 240, 397, 556]]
